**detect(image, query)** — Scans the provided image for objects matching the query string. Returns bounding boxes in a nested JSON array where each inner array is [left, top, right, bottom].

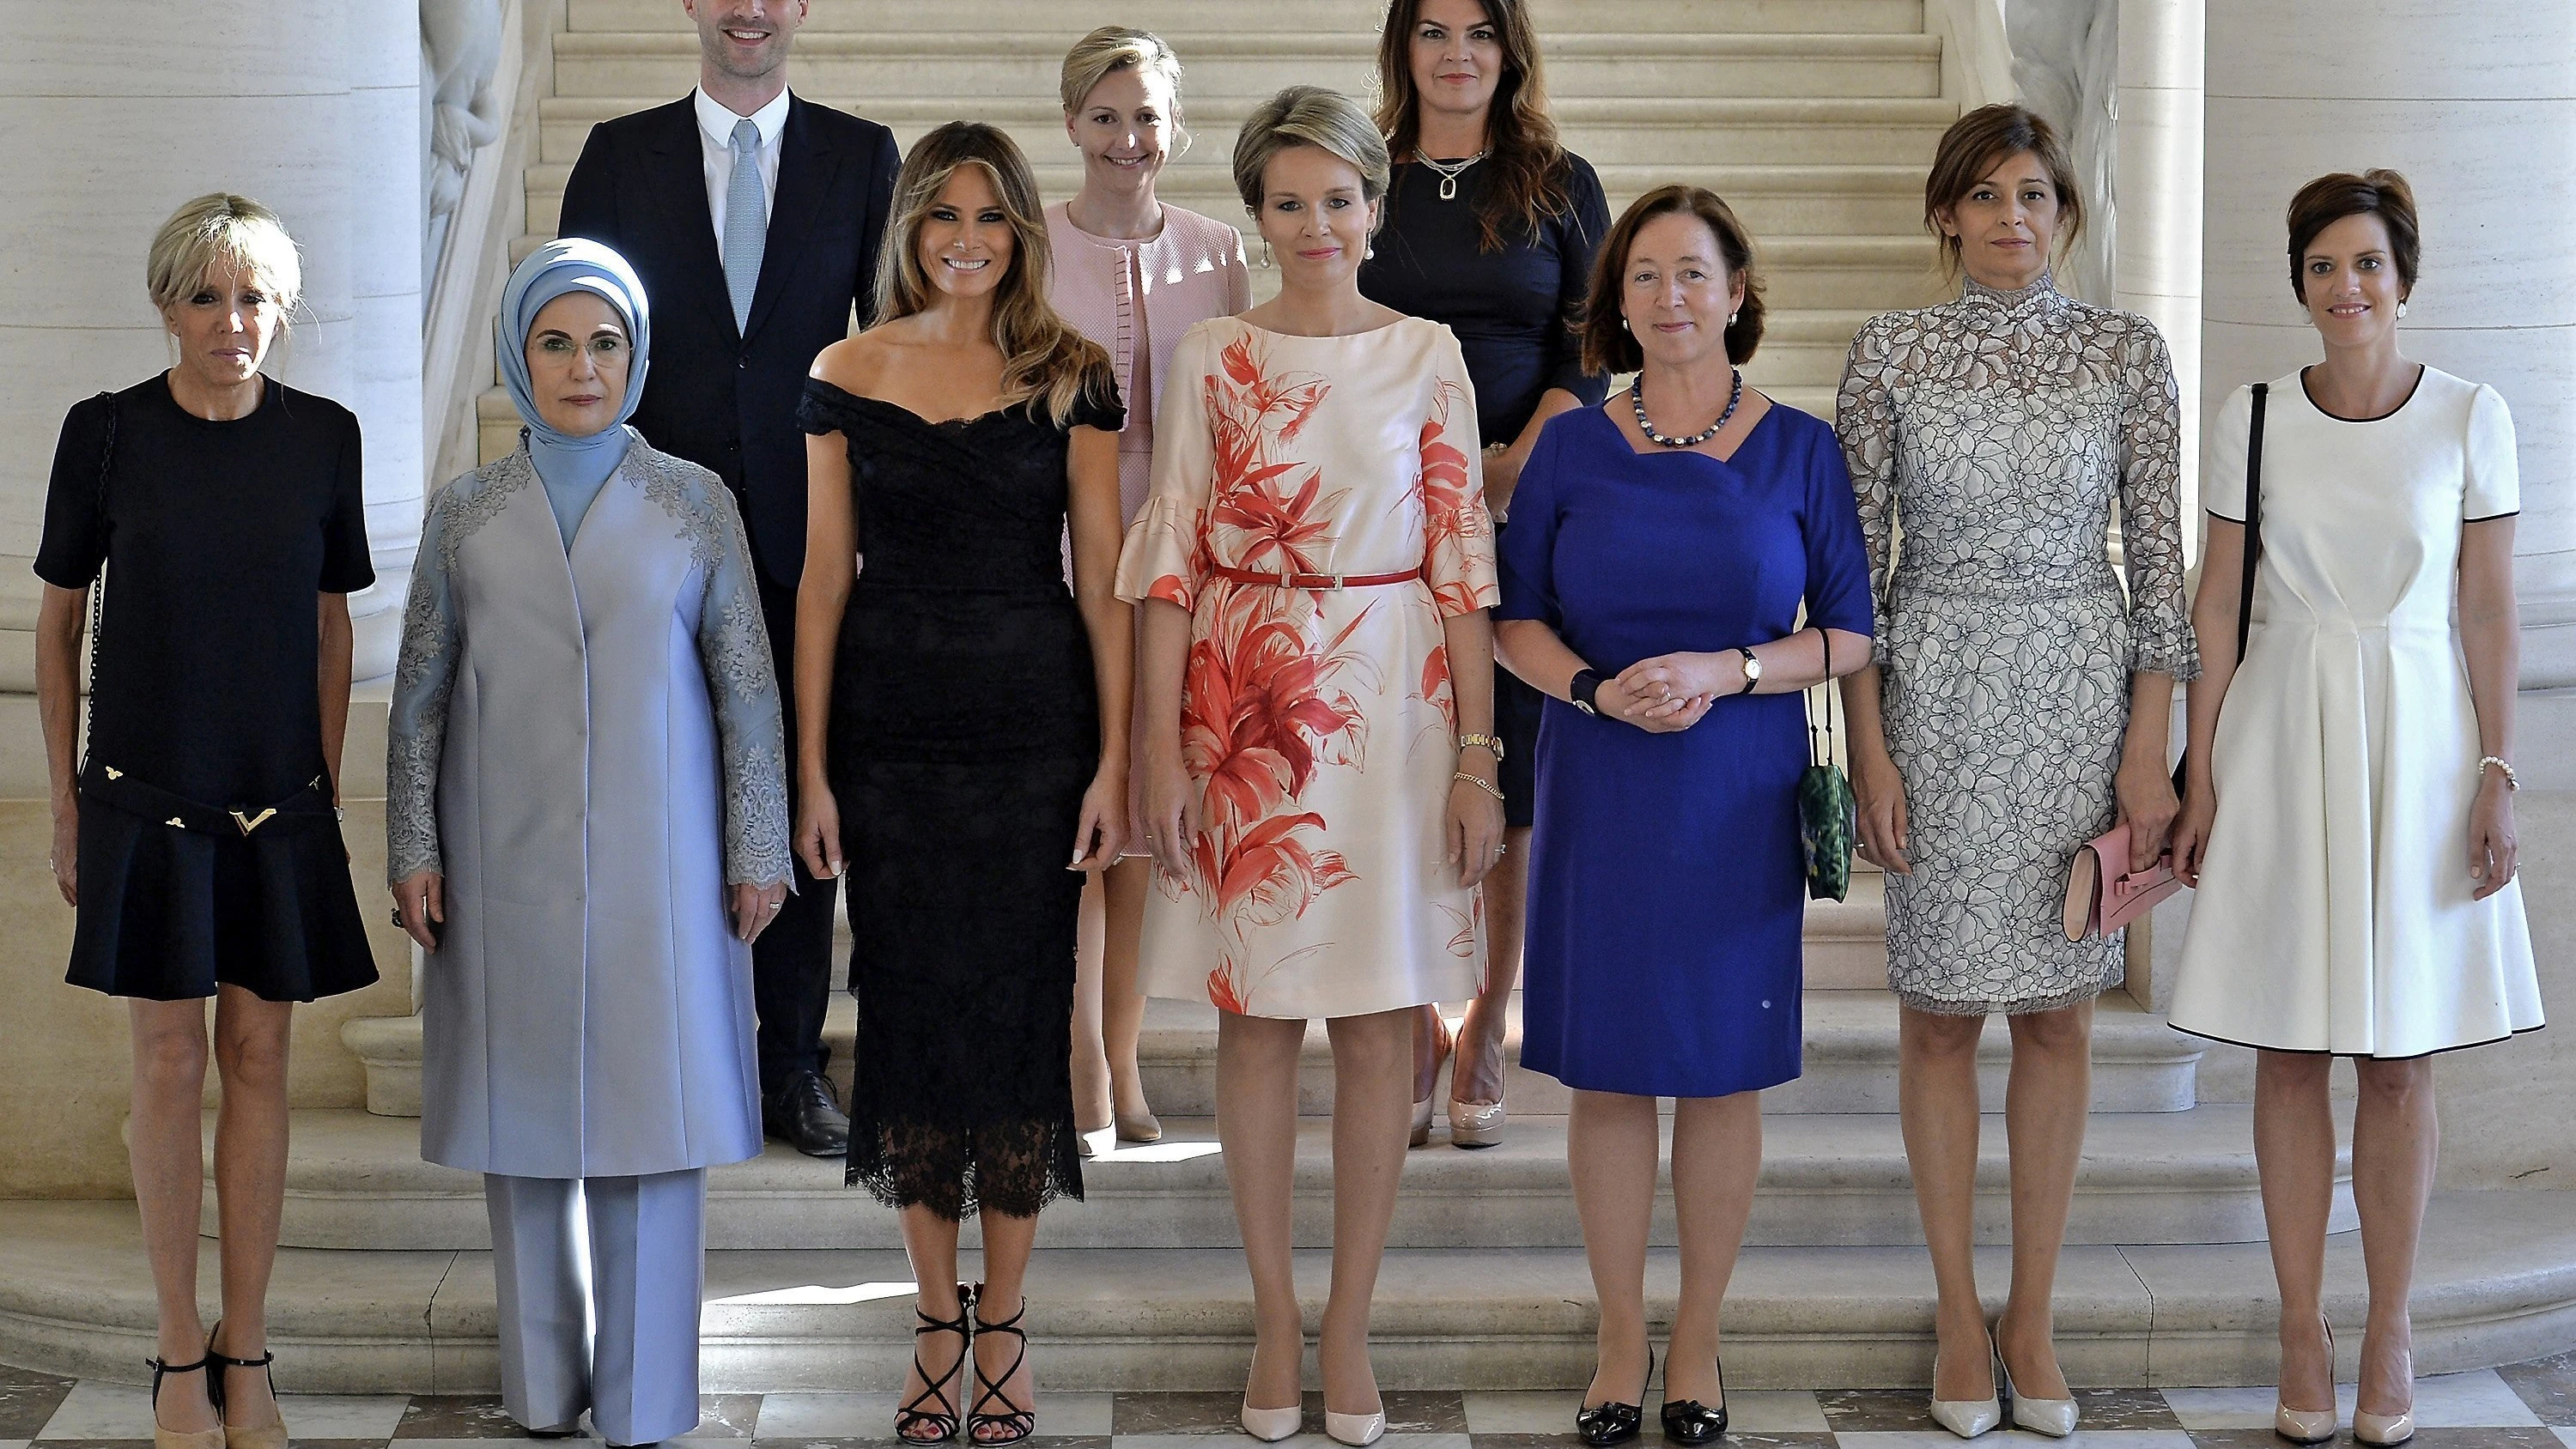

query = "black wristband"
[[1570, 667, 1602, 715]]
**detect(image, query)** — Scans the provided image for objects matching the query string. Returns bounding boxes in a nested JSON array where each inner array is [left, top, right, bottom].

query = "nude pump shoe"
[[148, 1348, 225, 1449], [2275, 1318, 2337, 1445], [208, 1324, 289, 1449], [2000, 1353, 2078, 1438], [1927, 1334, 2003, 1440]]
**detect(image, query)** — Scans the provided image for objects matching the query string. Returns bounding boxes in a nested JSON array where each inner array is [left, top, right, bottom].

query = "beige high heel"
[[209, 1324, 289, 1449], [1410, 1013, 1453, 1148], [147, 1347, 225, 1449], [2275, 1317, 2337, 1444]]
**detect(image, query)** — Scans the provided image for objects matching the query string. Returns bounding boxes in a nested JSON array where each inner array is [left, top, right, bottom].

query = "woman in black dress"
[[33, 192, 377, 1449], [1360, 0, 1611, 1148], [793, 124, 1129, 1447]]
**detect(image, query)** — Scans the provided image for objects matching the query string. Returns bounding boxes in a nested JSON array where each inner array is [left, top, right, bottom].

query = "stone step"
[[522, 158, 1933, 239], [550, 33, 1947, 104], [535, 95, 1959, 169], [342, 985, 2202, 1125], [8, 1193, 2569, 1393], [219, 1102, 2346, 1254], [568, 0, 1933, 36]]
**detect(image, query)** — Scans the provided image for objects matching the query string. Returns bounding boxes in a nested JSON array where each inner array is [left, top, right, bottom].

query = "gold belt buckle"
[[230, 808, 277, 835]]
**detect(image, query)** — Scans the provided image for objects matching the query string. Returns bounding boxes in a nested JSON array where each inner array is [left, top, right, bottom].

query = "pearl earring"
[[1620, 317, 1631, 332], [1364, 243, 1376, 260], [2397, 299, 2409, 318], [1261, 239, 1273, 269], [1728, 312, 1739, 326]]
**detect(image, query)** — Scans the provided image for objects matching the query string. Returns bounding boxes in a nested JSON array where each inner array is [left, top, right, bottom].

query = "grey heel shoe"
[[1928, 1334, 2002, 1440], [1999, 1350, 2078, 1439]]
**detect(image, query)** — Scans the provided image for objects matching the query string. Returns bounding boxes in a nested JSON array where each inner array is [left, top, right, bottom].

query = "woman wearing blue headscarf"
[[386, 239, 791, 1446]]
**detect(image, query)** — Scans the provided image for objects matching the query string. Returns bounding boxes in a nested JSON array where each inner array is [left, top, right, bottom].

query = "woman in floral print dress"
[[1116, 87, 1503, 1447]]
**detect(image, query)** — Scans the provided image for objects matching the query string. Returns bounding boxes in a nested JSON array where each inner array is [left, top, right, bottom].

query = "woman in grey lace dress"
[[386, 240, 791, 1447], [1834, 107, 2197, 1440]]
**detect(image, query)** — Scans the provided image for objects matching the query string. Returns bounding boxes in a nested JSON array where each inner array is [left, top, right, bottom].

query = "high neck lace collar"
[[1960, 270, 2061, 315]]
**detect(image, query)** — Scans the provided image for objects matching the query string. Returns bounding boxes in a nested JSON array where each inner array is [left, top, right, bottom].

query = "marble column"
[[2115, 0, 2201, 537], [0, 4, 423, 706], [2202, 6, 2576, 686]]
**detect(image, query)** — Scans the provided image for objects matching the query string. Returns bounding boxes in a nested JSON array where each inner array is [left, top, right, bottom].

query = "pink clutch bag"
[[2062, 822, 2185, 941]]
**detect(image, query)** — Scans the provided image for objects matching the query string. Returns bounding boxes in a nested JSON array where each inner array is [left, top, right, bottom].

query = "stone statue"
[[422, 0, 507, 284], [2007, 0, 2117, 303]]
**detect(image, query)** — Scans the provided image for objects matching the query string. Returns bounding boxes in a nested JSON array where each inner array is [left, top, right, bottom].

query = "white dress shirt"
[[694, 85, 790, 246]]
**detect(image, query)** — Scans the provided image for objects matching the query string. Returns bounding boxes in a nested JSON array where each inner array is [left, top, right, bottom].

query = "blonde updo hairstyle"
[[1230, 85, 1392, 227], [1060, 26, 1190, 157], [147, 192, 303, 320]]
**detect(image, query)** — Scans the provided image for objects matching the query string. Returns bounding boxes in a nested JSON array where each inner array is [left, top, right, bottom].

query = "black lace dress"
[[796, 376, 1123, 1221]]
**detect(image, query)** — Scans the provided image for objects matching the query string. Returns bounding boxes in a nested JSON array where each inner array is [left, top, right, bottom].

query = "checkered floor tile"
[[0, 1349, 2566, 1449]]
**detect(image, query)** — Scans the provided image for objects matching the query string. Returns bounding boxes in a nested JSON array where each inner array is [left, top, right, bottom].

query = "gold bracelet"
[[1452, 770, 1505, 803], [1457, 731, 1505, 761]]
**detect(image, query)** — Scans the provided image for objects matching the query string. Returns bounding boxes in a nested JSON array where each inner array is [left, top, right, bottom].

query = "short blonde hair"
[[1060, 27, 1188, 147], [147, 192, 302, 314], [1231, 85, 1390, 215]]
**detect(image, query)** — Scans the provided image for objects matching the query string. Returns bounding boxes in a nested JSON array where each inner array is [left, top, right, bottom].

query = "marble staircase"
[[477, 0, 1956, 462]]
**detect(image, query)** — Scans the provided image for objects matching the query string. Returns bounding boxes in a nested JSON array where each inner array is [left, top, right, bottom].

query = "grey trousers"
[[485, 1169, 708, 1446]]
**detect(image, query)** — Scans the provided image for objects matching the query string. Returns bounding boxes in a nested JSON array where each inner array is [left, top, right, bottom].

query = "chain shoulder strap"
[[81, 391, 118, 772]]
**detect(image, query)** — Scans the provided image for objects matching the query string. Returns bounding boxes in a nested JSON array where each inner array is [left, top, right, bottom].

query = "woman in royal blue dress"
[[1494, 185, 1873, 1446]]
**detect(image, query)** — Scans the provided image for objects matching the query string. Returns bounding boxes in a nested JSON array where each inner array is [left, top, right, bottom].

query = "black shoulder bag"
[[2172, 380, 2265, 796]]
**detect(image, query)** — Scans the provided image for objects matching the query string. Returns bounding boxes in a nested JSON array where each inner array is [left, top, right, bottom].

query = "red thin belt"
[[1209, 563, 1422, 590]]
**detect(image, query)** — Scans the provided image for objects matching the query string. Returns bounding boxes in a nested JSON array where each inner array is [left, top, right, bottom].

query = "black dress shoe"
[[1577, 1348, 1654, 1447], [1660, 1356, 1727, 1445], [767, 1070, 851, 1157]]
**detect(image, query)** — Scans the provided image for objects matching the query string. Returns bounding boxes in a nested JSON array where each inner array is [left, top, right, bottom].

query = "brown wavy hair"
[[1372, 0, 1572, 253], [2286, 169, 2419, 302], [873, 122, 1114, 426], [1922, 103, 2084, 280], [1578, 185, 1767, 374]]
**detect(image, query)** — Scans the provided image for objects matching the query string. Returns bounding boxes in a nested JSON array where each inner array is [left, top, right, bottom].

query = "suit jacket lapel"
[[643, 99, 742, 344], [743, 95, 843, 343]]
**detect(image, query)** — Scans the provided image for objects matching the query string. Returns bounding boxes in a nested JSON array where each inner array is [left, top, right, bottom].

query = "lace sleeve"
[[1835, 316, 1903, 664], [2116, 321, 2201, 682], [694, 478, 793, 888], [386, 489, 462, 883]]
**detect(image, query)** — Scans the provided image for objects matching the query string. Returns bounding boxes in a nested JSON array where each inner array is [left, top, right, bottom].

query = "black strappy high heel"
[[896, 1285, 975, 1444], [966, 1282, 1036, 1446]]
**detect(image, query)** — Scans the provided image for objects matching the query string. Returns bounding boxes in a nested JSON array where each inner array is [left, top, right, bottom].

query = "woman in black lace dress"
[[793, 123, 1129, 1447]]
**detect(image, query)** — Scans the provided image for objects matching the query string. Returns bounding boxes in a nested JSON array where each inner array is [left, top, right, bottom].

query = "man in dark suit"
[[558, 0, 900, 1156]]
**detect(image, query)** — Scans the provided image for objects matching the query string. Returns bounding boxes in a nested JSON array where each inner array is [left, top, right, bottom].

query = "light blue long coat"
[[386, 436, 791, 1179]]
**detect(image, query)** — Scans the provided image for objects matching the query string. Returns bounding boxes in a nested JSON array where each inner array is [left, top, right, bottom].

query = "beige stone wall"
[[0, 797, 411, 1198]]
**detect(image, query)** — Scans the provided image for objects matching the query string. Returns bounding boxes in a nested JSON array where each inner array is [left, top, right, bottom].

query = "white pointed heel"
[[1239, 1402, 1300, 1442], [2000, 1352, 2079, 1438], [2354, 1409, 2415, 1447], [1448, 1097, 1506, 1149], [2275, 1315, 2338, 1444], [1324, 1409, 1386, 1447], [1928, 1333, 2003, 1440], [1075, 1124, 1117, 1160]]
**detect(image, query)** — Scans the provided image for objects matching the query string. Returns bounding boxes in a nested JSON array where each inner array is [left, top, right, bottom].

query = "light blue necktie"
[[722, 117, 765, 333]]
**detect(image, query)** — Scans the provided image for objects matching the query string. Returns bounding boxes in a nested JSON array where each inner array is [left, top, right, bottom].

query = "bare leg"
[[1319, 1009, 1413, 1418], [1101, 859, 1154, 1122], [1899, 1005, 1990, 1402], [209, 985, 295, 1430], [1994, 999, 2093, 1400], [1452, 828, 1530, 1106], [2350, 1057, 2436, 1418], [1220, 1014, 1309, 1412], [1666, 1093, 1760, 1406], [2255, 1051, 2337, 1414], [1070, 876, 1111, 1132], [129, 997, 218, 1434], [1569, 1089, 1659, 1408], [970, 1210, 1042, 1443], [896, 1209, 969, 1440]]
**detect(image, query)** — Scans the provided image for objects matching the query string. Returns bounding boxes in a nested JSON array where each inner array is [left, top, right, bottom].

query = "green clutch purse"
[[1798, 629, 1856, 902]]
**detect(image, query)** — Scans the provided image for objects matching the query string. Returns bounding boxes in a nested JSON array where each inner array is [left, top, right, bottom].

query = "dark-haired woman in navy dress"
[[1494, 185, 1871, 1444]]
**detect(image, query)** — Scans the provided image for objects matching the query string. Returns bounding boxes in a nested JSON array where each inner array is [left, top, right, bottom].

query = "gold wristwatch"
[[1458, 732, 1505, 761]]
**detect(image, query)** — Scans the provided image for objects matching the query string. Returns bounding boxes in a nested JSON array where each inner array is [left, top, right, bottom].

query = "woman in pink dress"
[[1045, 26, 1254, 1157], [1117, 85, 1504, 1449]]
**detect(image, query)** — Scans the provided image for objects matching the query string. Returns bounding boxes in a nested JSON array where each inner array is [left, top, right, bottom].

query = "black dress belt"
[[81, 764, 336, 837]]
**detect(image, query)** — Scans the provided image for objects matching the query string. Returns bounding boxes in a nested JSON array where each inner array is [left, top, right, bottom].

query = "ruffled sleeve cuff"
[[2130, 606, 2202, 682], [1114, 492, 1202, 611]]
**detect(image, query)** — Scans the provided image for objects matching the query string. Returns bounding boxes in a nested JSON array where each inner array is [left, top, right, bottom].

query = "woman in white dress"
[[1118, 86, 1503, 1448], [2169, 170, 2543, 1449]]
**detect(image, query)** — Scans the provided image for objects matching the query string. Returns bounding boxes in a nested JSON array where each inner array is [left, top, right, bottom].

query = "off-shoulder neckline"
[[806, 376, 1015, 430]]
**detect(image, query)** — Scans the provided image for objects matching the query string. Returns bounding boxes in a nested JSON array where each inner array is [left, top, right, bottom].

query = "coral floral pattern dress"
[[1116, 316, 1499, 1019]]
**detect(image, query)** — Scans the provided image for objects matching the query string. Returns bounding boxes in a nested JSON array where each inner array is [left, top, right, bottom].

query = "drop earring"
[[1728, 312, 1739, 326], [1364, 243, 1376, 260], [1261, 239, 1273, 269], [2397, 299, 2409, 318]]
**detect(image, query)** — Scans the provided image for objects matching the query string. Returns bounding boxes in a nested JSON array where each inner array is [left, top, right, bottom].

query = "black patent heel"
[[1660, 1355, 1727, 1444], [1577, 1346, 1654, 1446]]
